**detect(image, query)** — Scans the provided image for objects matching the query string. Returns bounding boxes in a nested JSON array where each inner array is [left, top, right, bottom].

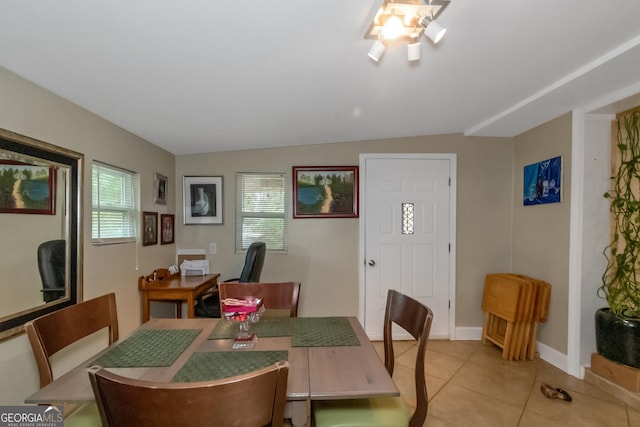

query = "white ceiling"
[[1, 1, 640, 155]]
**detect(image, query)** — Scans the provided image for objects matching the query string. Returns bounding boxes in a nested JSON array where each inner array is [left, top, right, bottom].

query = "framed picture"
[[0, 160, 56, 214], [160, 214, 175, 245], [142, 211, 158, 246], [183, 176, 223, 224], [523, 156, 562, 206], [292, 166, 359, 218], [154, 172, 168, 205]]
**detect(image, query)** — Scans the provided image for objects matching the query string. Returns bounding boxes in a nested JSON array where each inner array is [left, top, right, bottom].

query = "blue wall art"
[[523, 156, 562, 206]]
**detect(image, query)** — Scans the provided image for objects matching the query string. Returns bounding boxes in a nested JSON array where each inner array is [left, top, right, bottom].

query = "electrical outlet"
[[209, 242, 217, 254]]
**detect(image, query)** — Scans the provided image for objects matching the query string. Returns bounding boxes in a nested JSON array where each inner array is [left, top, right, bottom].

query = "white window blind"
[[236, 172, 287, 253], [92, 162, 139, 245]]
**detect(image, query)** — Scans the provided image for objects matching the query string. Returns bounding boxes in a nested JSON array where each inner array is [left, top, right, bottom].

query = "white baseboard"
[[536, 341, 570, 374], [452, 327, 571, 375], [454, 326, 483, 340]]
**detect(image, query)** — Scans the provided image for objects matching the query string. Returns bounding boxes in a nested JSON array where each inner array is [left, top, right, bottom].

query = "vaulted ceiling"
[[1, 1, 640, 154]]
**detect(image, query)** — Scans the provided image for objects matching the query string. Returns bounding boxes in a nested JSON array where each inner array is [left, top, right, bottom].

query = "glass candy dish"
[[222, 297, 265, 349]]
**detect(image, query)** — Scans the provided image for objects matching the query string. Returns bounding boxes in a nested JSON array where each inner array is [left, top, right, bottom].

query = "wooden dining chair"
[[313, 289, 434, 427], [88, 361, 289, 427], [25, 293, 119, 426], [219, 281, 301, 317]]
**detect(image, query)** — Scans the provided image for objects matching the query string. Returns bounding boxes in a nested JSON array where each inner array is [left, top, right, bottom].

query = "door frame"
[[358, 153, 457, 339]]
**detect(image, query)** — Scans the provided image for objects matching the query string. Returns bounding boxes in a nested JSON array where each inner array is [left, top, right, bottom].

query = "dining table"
[[24, 315, 398, 427]]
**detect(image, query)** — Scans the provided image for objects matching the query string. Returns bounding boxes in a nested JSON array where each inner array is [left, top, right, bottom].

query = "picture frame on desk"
[[161, 214, 175, 245], [183, 176, 223, 224], [142, 211, 158, 246]]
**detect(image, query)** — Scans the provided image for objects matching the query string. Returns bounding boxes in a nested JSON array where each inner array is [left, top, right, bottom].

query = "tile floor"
[[369, 339, 640, 427]]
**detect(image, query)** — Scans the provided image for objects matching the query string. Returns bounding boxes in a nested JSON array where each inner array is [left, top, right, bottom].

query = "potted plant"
[[598, 109, 640, 368]]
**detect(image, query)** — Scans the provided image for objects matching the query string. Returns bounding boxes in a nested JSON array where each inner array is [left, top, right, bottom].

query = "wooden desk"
[[25, 317, 397, 427], [138, 272, 220, 322]]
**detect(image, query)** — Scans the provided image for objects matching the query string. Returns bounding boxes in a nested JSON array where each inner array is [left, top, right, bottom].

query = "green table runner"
[[172, 350, 288, 382], [91, 329, 201, 368], [292, 317, 360, 347], [209, 317, 293, 339], [208, 317, 360, 347]]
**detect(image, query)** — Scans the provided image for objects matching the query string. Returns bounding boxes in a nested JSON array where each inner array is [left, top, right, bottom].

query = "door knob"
[[368, 260, 376, 267]]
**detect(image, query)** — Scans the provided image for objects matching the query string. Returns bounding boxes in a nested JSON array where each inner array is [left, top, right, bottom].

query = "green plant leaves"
[[601, 111, 640, 319]]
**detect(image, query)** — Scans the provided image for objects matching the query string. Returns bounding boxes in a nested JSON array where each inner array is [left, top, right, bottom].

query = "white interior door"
[[360, 154, 455, 340]]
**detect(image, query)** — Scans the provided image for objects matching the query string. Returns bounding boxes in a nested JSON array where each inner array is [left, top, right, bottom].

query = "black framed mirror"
[[0, 128, 82, 340]]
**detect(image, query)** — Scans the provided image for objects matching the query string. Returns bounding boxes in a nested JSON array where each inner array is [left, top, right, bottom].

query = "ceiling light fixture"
[[419, 15, 446, 43], [368, 40, 387, 62], [365, 0, 449, 63], [407, 33, 421, 61]]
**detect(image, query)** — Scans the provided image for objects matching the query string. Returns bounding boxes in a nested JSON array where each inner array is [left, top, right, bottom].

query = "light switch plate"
[[209, 242, 217, 254]]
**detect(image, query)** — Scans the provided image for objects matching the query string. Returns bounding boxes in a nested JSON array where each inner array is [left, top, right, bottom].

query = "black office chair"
[[37, 239, 66, 302], [195, 241, 267, 318]]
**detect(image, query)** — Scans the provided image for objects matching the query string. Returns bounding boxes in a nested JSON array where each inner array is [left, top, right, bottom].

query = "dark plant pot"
[[595, 307, 640, 368]]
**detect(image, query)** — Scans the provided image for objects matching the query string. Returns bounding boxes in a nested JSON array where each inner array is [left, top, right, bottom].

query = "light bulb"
[[382, 14, 404, 40]]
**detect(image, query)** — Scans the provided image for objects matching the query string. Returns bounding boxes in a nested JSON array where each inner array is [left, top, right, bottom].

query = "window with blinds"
[[236, 172, 287, 253], [92, 162, 139, 244]]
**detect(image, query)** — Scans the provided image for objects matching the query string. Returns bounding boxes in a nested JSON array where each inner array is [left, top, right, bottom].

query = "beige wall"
[[175, 134, 515, 326], [512, 114, 572, 353], [0, 67, 176, 404]]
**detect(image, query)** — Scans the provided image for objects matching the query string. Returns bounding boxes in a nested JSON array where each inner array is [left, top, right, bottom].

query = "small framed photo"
[[154, 172, 168, 205], [183, 176, 223, 224], [292, 166, 359, 218], [160, 214, 175, 245], [142, 211, 158, 246]]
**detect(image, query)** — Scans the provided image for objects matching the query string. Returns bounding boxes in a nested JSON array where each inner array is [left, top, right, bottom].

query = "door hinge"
[[448, 243, 451, 252], [448, 177, 451, 186], [449, 300, 451, 309]]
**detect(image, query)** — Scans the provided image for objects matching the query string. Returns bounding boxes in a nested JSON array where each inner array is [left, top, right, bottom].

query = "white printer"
[[180, 259, 209, 276], [177, 249, 210, 276]]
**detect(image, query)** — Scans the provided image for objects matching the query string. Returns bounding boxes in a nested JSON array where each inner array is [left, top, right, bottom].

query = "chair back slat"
[[89, 361, 288, 427], [219, 282, 301, 317], [25, 293, 118, 388], [383, 289, 433, 427]]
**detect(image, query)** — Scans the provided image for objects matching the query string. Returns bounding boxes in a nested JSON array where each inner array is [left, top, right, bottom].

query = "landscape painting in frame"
[[293, 166, 358, 218], [0, 160, 56, 214], [523, 156, 562, 206]]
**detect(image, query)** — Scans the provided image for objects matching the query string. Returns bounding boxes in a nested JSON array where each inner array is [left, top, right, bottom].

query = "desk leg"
[[176, 302, 182, 319], [285, 400, 308, 427], [142, 293, 150, 323], [187, 295, 195, 318]]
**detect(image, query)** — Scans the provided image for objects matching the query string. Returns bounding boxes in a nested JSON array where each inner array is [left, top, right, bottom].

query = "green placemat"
[[172, 351, 288, 382], [292, 317, 360, 347], [91, 329, 201, 368], [209, 317, 293, 340]]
